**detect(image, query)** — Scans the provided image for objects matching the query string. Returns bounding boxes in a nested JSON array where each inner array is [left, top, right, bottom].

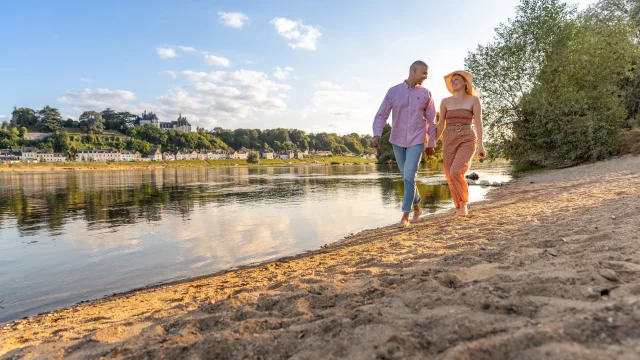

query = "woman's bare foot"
[[458, 202, 469, 217], [411, 205, 422, 223]]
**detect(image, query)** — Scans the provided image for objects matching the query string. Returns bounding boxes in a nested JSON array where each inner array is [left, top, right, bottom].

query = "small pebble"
[[611, 215, 617, 220], [483, 303, 491, 310]]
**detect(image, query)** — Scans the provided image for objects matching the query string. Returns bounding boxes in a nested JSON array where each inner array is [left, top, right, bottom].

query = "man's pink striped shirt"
[[373, 81, 437, 148]]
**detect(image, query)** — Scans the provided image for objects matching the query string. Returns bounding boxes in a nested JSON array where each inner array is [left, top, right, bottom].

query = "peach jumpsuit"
[[443, 108, 477, 209]]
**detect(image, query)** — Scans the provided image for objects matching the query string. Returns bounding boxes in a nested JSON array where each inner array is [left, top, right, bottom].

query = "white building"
[[195, 151, 207, 160], [261, 151, 275, 159], [121, 150, 141, 162], [162, 152, 175, 161], [20, 148, 39, 162], [76, 148, 121, 162], [147, 148, 162, 161], [312, 150, 332, 156]]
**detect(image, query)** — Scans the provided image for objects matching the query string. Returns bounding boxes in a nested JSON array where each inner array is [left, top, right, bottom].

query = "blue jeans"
[[393, 143, 423, 213]]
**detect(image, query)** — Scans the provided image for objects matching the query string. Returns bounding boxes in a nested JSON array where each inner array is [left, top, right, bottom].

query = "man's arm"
[[424, 90, 437, 148]]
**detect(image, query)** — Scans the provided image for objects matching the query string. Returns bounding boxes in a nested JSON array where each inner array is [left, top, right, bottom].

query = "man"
[[373, 60, 437, 228]]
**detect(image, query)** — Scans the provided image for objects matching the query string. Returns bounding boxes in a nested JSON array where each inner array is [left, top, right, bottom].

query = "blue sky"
[[0, 0, 592, 134]]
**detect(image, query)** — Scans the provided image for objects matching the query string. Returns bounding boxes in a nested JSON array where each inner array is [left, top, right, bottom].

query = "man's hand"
[[424, 147, 435, 156], [373, 136, 381, 149]]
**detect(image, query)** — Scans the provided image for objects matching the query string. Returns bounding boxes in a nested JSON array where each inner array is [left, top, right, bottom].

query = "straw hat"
[[444, 70, 474, 95]]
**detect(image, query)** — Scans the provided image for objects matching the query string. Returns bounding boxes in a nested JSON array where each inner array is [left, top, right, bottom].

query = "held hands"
[[424, 147, 435, 157], [373, 136, 381, 149]]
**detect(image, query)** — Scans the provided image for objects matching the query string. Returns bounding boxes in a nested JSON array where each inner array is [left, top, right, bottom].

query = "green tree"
[[11, 107, 38, 128], [130, 138, 152, 154], [52, 132, 71, 153], [465, 0, 575, 157], [247, 152, 259, 164], [511, 13, 639, 166], [376, 124, 394, 162], [128, 124, 167, 146], [37, 106, 63, 132], [79, 111, 105, 133]]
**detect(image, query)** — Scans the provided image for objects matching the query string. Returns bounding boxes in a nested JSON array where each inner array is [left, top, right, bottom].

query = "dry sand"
[[1, 155, 640, 360]]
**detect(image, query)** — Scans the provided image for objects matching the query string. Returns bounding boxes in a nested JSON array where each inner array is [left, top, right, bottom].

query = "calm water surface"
[[0, 162, 511, 323]]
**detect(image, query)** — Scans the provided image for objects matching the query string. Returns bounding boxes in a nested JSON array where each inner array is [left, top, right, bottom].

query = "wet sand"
[[1, 155, 639, 359]]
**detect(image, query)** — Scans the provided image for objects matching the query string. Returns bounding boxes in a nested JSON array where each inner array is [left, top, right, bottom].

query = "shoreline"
[[0, 157, 378, 173], [1, 155, 639, 359]]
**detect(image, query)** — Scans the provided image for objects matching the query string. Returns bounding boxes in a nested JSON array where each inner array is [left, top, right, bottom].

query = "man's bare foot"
[[411, 205, 422, 223], [399, 213, 411, 228]]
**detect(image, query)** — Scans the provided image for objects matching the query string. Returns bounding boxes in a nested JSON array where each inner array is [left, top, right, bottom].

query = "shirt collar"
[[404, 80, 422, 89]]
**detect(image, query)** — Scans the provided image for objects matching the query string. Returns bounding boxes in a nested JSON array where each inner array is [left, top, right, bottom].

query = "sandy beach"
[[1, 155, 639, 359]]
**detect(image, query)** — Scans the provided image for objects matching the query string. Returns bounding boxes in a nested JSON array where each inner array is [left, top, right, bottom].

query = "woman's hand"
[[477, 143, 486, 159]]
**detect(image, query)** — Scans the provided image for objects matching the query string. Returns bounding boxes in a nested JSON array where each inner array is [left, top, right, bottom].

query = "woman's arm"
[[436, 100, 447, 141], [473, 96, 485, 158]]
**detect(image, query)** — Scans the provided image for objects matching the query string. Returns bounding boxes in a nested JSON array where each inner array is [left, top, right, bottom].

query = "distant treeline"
[[1, 106, 378, 156]]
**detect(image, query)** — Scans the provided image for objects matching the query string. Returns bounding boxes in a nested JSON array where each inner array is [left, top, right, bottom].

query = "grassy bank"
[[0, 155, 377, 172]]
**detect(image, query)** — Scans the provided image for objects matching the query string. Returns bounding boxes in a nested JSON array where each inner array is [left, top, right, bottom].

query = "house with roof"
[[20, 147, 39, 162], [75, 148, 121, 162], [162, 152, 176, 161], [147, 148, 162, 161], [121, 150, 141, 162]]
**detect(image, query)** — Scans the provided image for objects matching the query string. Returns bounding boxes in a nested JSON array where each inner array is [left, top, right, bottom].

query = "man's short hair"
[[410, 61, 428, 71]]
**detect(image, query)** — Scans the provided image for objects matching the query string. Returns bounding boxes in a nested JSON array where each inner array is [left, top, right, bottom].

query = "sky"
[[0, 0, 593, 135]]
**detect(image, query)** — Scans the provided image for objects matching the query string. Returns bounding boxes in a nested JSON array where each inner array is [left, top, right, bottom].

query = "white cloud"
[[177, 45, 197, 53], [273, 66, 294, 80], [218, 11, 250, 28], [182, 70, 208, 82], [154, 69, 292, 128], [312, 90, 369, 106], [245, 60, 253, 64], [270, 17, 322, 50], [314, 81, 342, 90], [161, 70, 178, 78], [58, 88, 136, 110], [157, 47, 177, 59], [80, 77, 92, 83], [204, 55, 231, 67], [278, 94, 290, 99]]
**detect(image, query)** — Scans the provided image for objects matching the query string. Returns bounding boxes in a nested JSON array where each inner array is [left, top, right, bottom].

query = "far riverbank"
[[0, 156, 378, 173]]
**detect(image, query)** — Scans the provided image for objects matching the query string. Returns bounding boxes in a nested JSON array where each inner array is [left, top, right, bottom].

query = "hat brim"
[[444, 70, 473, 95]]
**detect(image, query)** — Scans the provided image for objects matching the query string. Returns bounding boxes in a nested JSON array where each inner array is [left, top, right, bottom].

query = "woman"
[[437, 70, 485, 216]]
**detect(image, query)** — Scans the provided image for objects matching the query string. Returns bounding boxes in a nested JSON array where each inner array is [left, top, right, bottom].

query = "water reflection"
[[0, 162, 511, 322]]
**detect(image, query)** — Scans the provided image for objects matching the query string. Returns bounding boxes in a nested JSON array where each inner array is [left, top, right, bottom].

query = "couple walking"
[[373, 61, 486, 228]]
